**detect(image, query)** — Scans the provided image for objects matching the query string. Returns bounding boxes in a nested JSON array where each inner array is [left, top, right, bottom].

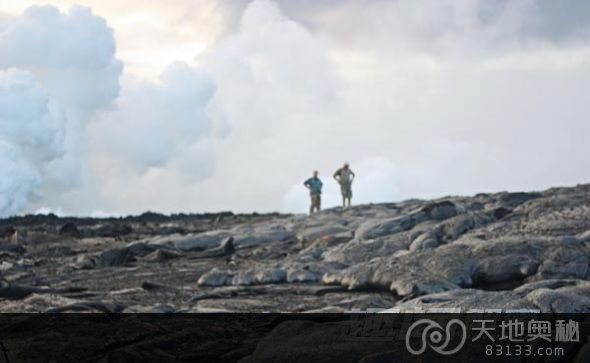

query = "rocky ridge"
[[1, 184, 590, 313]]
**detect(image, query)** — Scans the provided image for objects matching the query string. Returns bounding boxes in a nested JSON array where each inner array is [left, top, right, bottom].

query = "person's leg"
[[311, 195, 320, 214], [342, 185, 351, 208]]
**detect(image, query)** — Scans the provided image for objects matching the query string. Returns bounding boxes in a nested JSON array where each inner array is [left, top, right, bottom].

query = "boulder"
[[232, 224, 294, 248], [296, 224, 352, 242], [323, 234, 413, 265], [421, 200, 458, 220], [324, 236, 587, 297], [388, 279, 590, 313], [147, 230, 231, 251], [355, 214, 420, 240], [96, 248, 136, 267], [232, 269, 287, 285], [58, 222, 80, 237], [197, 268, 234, 286]]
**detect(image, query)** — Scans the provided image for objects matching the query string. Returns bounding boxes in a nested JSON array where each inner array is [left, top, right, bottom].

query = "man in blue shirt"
[[304, 170, 323, 214]]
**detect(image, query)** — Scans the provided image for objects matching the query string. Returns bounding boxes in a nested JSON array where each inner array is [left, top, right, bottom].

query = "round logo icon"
[[406, 318, 467, 355]]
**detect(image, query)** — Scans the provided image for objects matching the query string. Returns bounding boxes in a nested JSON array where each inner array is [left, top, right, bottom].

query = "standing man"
[[304, 170, 323, 214], [334, 163, 355, 208]]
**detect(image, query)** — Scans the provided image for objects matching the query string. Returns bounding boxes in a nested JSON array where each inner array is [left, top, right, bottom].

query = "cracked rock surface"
[[1, 184, 590, 312]]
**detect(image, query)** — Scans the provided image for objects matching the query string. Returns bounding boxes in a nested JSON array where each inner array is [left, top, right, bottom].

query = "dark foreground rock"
[[0, 313, 587, 362]]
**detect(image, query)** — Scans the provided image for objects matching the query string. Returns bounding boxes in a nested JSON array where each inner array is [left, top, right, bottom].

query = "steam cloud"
[[92, 62, 217, 172], [2, 0, 590, 216], [0, 69, 65, 215], [0, 5, 121, 216]]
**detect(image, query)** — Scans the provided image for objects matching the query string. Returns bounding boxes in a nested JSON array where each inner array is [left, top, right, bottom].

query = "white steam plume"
[[0, 68, 66, 216], [92, 62, 217, 172], [0, 5, 122, 216]]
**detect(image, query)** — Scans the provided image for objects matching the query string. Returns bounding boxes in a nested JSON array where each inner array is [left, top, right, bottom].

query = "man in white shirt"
[[333, 163, 355, 208]]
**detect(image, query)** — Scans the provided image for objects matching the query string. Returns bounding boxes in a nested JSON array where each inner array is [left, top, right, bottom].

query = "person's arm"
[[333, 169, 340, 181], [351, 170, 355, 182], [304, 178, 310, 189]]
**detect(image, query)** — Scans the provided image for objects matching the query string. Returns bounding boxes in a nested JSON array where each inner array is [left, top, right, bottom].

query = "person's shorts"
[[311, 194, 321, 208], [340, 184, 352, 198]]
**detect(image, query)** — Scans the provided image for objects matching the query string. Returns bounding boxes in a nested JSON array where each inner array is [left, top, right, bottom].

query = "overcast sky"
[[1, 0, 590, 216]]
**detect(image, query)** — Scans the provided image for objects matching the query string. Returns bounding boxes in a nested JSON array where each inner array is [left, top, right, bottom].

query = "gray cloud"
[[201, 0, 590, 213]]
